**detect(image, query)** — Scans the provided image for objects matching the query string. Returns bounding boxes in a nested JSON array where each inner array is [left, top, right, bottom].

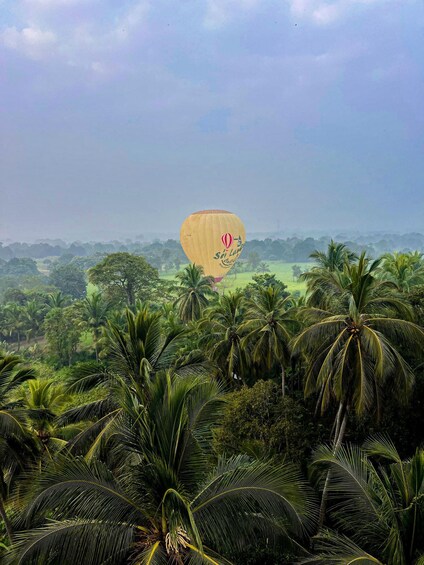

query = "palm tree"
[[3, 304, 25, 351], [105, 306, 206, 388], [199, 291, 247, 385], [291, 254, 424, 526], [256, 261, 270, 273], [9, 372, 315, 564], [379, 251, 424, 292], [160, 302, 185, 334], [0, 433, 36, 548], [47, 290, 68, 309], [60, 306, 207, 454], [79, 292, 112, 361], [309, 241, 358, 272], [306, 436, 424, 564], [174, 264, 215, 323], [241, 286, 298, 396], [21, 299, 45, 344], [0, 351, 36, 543], [13, 379, 82, 457], [302, 241, 358, 308]]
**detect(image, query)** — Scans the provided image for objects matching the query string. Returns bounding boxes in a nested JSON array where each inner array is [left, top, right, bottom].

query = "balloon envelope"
[[180, 210, 246, 282]]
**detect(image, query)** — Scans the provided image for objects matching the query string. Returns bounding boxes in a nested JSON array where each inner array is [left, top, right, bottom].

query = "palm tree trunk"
[[0, 494, 13, 544], [410, 497, 418, 559], [334, 406, 347, 450], [332, 401, 344, 443], [317, 402, 348, 531], [281, 364, 285, 398], [94, 329, 99, 362]]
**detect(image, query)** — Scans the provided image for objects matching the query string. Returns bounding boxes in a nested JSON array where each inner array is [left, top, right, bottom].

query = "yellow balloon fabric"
[[180, 210, 246, 282]]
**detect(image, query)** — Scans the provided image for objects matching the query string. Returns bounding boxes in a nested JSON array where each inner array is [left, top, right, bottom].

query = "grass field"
[[162, 261, 309, 295], [86, 261, 309, 299]]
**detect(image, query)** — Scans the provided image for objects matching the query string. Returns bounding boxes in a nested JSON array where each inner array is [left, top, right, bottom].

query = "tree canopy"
[[1, 241, 424, 564], [88, 252, 159, 306]]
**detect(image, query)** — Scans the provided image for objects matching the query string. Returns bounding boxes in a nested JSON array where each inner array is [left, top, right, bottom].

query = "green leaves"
[[174, 264, 215, 323], [303, 530, 384, 564], [105, 307, 204, 388], [199, 291, 246, 384], [88, 252, 159, 307], [379, 252, 424, 292], [7, 519, 135, 565], [292, 254, 423, 420], [241, 287, 297, 373], [192, 455, 316, 546], [310, 438, 424, 565], [25, 455, 145, 526], [8, 371, 315, 564]]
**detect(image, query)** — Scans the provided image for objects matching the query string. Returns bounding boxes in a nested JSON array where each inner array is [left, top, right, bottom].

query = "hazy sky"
[[1, 0, 423, 241]]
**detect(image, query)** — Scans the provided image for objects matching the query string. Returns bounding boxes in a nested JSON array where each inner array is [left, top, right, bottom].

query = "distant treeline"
[[2, 232, 424, 263]]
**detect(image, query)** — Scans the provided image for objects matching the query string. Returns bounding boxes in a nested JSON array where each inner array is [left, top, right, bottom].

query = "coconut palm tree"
[[0, 351, 36, 543], [305, 436, 424, 564], [293, 254, 423, 437], [291, 254, 424, 526], [79, 292, 112, 361], [59, 306, 207, 454], [302, 241, 358, 308], [199, 291, 247, 385], [241, 286, 299, 396], [309, 241, 358, 272], [256, 261, 270, 273], [105, 306, 207, 388], [379, 251, 424, 292], [174, 264, 215, 323], [3, 304, 25, 351], [0, 351, 36, 438], [0, 432, 36, 547], [160, 302, 185, 334], [47, 290, 69, 309], [9, 372, 315, 564], [21, 299, 45, 344], [13, 379, 82, 458]]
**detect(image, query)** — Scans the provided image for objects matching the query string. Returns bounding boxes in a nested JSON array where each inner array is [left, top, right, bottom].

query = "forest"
[[1, 241, 424, 564]]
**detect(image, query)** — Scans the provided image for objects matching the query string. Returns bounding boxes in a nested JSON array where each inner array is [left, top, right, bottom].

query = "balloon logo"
[[221, 233, 233, 249], [180, 210, 246, 283]]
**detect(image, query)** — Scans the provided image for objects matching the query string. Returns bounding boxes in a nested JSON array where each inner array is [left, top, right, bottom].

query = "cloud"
[[1, 25, 56, 59], [204, 0, 260, 28], [1, 0, 149, 71], [286, 0, 402, 25], [108, 1, 149, 41]]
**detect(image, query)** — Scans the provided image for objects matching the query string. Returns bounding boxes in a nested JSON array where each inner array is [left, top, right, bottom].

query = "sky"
[[1, 0, 424, 242]]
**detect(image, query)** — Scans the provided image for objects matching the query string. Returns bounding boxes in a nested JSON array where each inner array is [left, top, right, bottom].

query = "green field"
[[162, 261, 309, 294], [85, 262, 310, 299]]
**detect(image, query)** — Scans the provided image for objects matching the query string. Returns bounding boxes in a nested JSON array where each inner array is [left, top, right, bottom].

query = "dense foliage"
[[1, 242, 424, 564]]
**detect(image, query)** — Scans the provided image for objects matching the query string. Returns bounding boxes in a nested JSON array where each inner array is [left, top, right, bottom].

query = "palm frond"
[[191, 455, 316, 553], [302, 530, 384, 564], [7, 519, 134, 565], [25, 455, 146, 525]]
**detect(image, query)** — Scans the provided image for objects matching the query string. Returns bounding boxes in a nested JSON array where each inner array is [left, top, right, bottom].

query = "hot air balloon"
[[180, 210, 246, 282]]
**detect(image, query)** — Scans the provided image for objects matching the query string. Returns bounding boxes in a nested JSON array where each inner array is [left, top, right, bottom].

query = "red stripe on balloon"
[[221, 233, 233, 249]]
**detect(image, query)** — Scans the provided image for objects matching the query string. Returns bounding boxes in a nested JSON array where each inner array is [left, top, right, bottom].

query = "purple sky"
[[1, 0, 423, 241]]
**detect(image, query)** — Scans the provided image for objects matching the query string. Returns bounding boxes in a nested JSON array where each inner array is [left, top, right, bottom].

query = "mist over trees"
[[2, 232, 424, 263]]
